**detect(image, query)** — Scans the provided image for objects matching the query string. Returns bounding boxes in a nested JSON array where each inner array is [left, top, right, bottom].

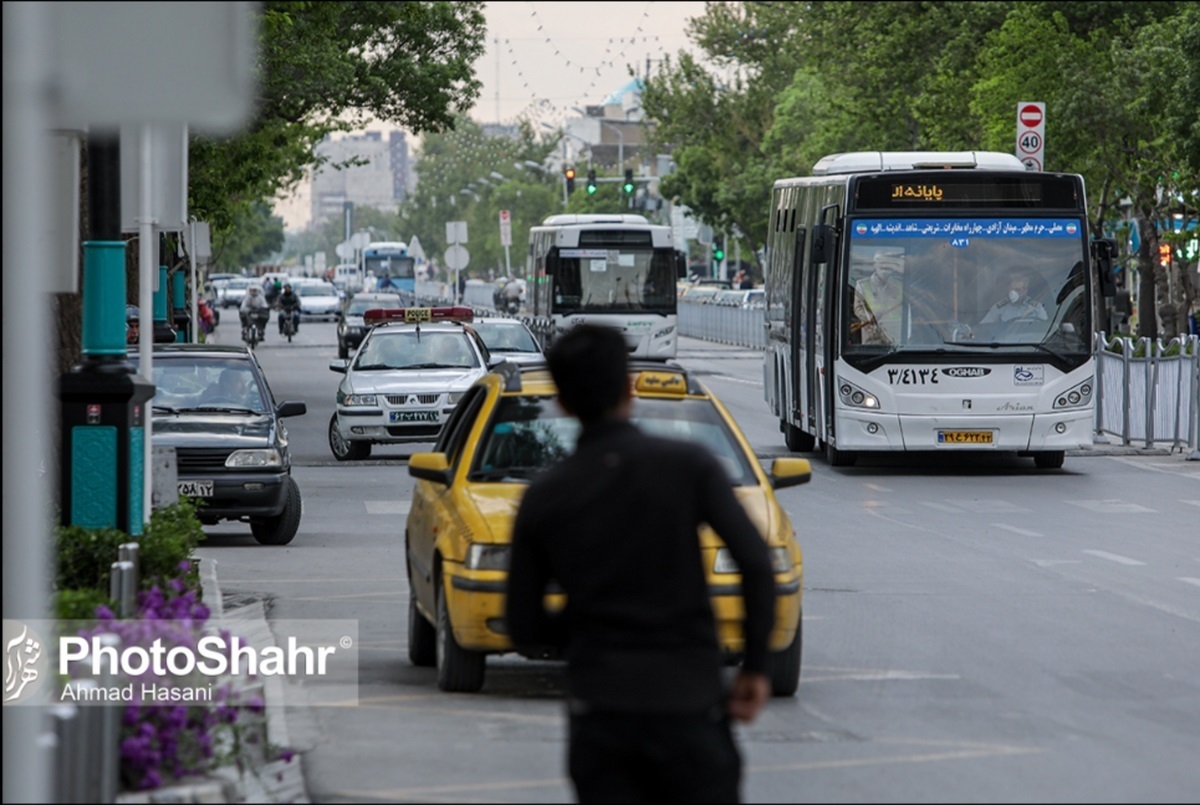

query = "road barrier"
[[1096, 333, 1199, 454]]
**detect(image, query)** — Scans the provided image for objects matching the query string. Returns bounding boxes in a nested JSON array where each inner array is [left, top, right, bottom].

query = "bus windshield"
[[844, 217, 1091, 354], [549, 247, 677, 314], [364, 253, 415, 281]]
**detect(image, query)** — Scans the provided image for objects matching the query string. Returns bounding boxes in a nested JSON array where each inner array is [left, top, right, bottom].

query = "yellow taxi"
[[404, 361, 812, 694]]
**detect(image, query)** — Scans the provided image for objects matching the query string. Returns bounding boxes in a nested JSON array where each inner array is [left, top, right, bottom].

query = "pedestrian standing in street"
[[506, 323, 777, 804]]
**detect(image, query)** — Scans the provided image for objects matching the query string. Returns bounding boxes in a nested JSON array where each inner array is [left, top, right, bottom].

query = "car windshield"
[[470, 322, 541, 353], [299, 285, 335, 297], [348, 296, 401, 315], [150, 358, 267, 413], [469, 395, 758, 485], [353, 331, 478, 370]]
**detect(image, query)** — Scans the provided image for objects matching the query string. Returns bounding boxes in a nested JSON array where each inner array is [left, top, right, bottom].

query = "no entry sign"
[[1016, 101, 1045, 172]]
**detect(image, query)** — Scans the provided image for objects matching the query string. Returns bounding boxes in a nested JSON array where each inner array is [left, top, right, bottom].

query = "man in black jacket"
[[506, 323, 776, 804]]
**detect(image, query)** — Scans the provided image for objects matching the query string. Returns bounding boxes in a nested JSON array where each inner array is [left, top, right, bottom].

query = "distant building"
[[310, 130, 411, 227]]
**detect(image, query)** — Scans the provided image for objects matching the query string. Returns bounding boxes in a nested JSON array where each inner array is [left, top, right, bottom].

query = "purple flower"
[[279, 748, 295, 764]]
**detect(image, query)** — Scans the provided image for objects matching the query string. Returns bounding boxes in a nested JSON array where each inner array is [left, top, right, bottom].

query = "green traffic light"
[[587, 184, 597, 195]]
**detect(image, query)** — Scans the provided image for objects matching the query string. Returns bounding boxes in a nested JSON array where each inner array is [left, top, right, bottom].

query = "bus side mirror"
[[1092, 237, 1117, 298], [810, 224, 833, 264]]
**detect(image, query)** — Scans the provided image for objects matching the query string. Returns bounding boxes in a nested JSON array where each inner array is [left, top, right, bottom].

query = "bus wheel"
[[1034, 451, 1065, 469], [783, 420, 815, 452], [825, 441, 857, 467]]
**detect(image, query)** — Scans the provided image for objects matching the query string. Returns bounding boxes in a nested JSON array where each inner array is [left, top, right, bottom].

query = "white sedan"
[[297, 284, 342, 321]]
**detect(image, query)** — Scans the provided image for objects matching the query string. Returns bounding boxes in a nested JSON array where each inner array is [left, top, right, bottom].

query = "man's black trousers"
[[567, 705, 742, 803]]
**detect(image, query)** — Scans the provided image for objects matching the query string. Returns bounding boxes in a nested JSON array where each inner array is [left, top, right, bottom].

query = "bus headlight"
[[1053, 378, 1093, 410], [838, 381, 880, 410]]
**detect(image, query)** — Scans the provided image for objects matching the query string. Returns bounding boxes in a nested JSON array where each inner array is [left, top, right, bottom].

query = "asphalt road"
[[195, 318, 1200, 803]]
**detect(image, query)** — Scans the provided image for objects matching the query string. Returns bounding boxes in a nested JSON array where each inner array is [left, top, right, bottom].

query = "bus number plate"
[[937, 430, 993, 444]]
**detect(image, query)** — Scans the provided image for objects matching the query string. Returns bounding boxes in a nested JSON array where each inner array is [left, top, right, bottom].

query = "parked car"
[[404, 360, 812, 693], [218, 277, 255, 309], [132, 343, 307, 545]]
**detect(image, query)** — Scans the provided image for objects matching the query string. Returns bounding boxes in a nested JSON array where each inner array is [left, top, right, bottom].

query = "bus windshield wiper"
[[152, 404, 180, 415]]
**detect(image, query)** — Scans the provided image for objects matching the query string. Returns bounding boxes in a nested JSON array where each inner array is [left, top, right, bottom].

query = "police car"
[[327, 306, 501, 460]]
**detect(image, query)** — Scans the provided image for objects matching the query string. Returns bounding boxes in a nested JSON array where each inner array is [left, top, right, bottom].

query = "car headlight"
[[338, 392, 377, 406], [713, 547, 791, 574], [225, 449, 283, 468], [465, 544, 511, 571], [447, 392, 465, 405]]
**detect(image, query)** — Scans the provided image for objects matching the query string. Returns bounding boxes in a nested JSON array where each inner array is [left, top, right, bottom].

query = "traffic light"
[[564, 166, 576, 195], [586, 168, 598, 195], [623, 168, 635, 194], [712, 236, 725, 263]]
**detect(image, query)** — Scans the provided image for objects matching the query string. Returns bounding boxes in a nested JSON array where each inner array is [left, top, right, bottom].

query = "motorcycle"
[[279, 305, 299, 342], [241, 309, 269, 349]]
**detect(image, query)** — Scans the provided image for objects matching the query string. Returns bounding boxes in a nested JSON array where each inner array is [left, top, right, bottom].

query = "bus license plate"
[[391, 411, 439, 423], [178, 480, 214, 497], [937, 430, 993, 444]]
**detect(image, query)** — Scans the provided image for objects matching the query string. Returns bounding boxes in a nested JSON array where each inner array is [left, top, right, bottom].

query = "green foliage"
[[54, 500, 208, 617], [187, 2, 487, 252], [211, 202, 286, 272], [395, 117, 560, 278], [55, 587, 117, 621]]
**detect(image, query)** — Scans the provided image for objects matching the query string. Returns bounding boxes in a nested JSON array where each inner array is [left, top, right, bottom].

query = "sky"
[[274, 2, 709, 231]]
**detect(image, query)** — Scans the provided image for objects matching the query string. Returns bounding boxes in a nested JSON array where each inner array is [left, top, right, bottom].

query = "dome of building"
[[601, 77, 645, 107]]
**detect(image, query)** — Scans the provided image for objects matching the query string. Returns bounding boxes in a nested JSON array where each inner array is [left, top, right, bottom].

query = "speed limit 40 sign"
[[1016, 101, 1045, 171]]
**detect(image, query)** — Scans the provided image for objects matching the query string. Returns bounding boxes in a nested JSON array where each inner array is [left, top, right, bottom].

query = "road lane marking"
[[945, 499, 1030, 513], [864, 483, 893, 493], [1183, 500, 1200, 508], [1083, 549, 1145, 566], [1179, 577, 1200, 588], [1030, 559, 1083, 567], [1068, 499, 1157, 514], [992, 523, 1043, 537], [365, 500, 411, 515], [920, 502, 963, 513]]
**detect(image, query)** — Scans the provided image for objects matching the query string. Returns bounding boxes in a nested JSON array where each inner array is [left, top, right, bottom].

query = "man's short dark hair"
[[546, 324, 629, 424]]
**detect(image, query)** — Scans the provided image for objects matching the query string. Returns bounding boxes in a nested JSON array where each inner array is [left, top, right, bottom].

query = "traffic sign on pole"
[[1016, 101, 1045, 172], [499, 209, 512, 247]]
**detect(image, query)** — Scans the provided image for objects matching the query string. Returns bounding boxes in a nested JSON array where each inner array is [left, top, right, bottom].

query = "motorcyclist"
[[503, 277, 523, 314], [239, 285, 270, 341], [276, 283, 301, 334]]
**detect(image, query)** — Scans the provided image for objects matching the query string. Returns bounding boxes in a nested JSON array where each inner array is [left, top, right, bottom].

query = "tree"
[[395, 117, 560, 280]]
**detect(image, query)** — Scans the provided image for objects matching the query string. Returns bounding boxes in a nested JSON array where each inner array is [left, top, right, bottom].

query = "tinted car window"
[[470, 322, 540, 353], [354, 331, 479, 370], [152, 358, 268, 412]]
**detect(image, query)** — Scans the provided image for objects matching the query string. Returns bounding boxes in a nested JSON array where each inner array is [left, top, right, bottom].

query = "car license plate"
[[178, 480, 214, 497], [937, 430, 993, 444], [390, 411, 439, 423]]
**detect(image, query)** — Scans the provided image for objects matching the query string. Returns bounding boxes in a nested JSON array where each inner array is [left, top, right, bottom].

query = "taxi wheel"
[[435, 582, 485, 692], [408, 590, 436, 667], [328, 413, 370, 461], [1034, 451, 1065, 469], [769, 618, 802, 697], [250, 476, 301, 545]]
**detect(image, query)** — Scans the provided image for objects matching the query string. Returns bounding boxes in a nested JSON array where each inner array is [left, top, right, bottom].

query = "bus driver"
[[853, 250, 906, 345]]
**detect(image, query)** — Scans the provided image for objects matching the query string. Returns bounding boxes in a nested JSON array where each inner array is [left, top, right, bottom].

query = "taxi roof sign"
[[634, 370, 689, 396], [363, 306, 474, 325]]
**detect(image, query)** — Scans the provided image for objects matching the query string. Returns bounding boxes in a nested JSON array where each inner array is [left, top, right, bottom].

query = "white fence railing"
[[1095, 333, 1200, 453]]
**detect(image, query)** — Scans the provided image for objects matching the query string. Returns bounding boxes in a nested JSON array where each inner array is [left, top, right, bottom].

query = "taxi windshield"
[[470, 395, 758, 485]]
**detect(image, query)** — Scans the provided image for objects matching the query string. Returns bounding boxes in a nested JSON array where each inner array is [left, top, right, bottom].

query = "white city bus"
[[527, 214, 685, 358], [763, 151, 1116, 468]]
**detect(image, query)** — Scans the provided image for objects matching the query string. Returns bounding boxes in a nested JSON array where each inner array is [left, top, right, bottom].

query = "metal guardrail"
[[1095, 333, 1200, 453], [677, 299, 766, 348]]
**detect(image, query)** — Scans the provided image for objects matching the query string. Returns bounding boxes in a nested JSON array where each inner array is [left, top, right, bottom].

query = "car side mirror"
[[770, 457, 812, 490], [409, 452, 450, 485], [329, 359, 350, 373], [276, 401, 307, 418]]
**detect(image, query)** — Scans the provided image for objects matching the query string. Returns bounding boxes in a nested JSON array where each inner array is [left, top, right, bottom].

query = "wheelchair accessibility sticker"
[[1013, 365, 1044, 386]]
